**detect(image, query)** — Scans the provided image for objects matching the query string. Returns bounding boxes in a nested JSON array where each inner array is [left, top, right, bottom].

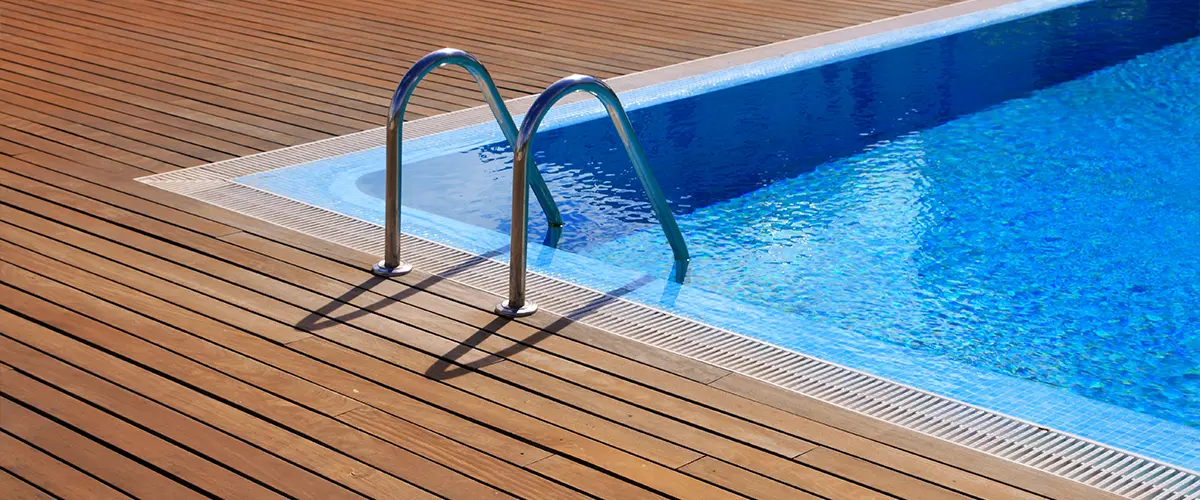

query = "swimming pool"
[[238, 0, 1200, 471]]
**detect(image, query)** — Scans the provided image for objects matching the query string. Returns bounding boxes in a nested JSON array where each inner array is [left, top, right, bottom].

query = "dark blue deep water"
[[354, 0, 1200, 433]]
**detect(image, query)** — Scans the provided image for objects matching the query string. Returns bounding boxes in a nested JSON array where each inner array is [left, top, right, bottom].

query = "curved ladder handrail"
[[497, 74, 690, 317], [373, 48, 564, 276]]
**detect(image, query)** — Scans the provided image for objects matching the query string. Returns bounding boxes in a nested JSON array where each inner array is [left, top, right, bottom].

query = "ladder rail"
[[497, 74, 690, 317], [374, 48, 564, 276]]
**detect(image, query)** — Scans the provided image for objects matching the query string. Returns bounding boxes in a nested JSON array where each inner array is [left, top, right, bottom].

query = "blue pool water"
[[596, 37, 1200, 426], [241, 0, 1200, 467]]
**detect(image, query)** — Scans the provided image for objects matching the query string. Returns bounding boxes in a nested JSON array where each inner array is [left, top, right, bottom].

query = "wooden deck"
[[0, 0, 1121, 498]]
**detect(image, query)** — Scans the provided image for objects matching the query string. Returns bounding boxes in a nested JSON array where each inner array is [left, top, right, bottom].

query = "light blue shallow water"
[[239, 0, 1200, 467], [587, 36, 1200, 428]]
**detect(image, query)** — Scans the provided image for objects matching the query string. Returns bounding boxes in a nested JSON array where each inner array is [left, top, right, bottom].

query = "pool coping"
[[138, 0, 1200, 498]]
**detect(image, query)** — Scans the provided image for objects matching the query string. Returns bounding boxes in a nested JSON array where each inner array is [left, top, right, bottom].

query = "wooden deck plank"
[[7, 0, 465, 113], [0, 231, 558, 468], [147, 0, 693, 73], [0, 391, 212, 500], [3, 33, 378, 133], [0, 136, 33, 156], [0, 331, 362, 500], [0, 87, 223, 164], [292, 337, 740, 499], [150, 254, 919, 496], [0, 36, 365, 135], [0, 116, 159, 176], [0, 0, 1126, 498], [0, 49, 322, 144], [0, 67, 277, 154], [0, 180, 549, 468], [4, 239, 617, 498], [338, 407, 590, 499], [0, 16, 384, 125], [193, 243, 988, 497], [164, 0, 670, 74], [0, 431, 131, 500], [800, 447, 970, 500], [0, 109, 176, 174], [0, 313, 440, 500], [0, 72, 258, 159], [0, 241, 565, 496], [88, 0, 559, 93], [0, 469, 55, 500], [0, 264, 513, 500], [524, 455, 672, 499], [0, 244, 360, 418], [0, 3, 398, 119], [0, 92, 206, 168], [682, 456, 824, 500], [0, 160, 238, 236], [0, 317, 371, 499], [0, 245, 585, 499]]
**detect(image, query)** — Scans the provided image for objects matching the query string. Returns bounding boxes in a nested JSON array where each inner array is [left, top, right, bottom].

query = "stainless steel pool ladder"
[[373, 48, 564, 277], [496, 74, 690, 317]]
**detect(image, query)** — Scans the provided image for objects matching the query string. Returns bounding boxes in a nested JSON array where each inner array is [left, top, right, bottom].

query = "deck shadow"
[[294, 246, 508, 331], [295, 246, 654, 381], [425, 274, 655, 380]]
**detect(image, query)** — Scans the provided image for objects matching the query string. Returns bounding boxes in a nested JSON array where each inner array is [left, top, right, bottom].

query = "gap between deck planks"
[[0, 0, 1125, 498]]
